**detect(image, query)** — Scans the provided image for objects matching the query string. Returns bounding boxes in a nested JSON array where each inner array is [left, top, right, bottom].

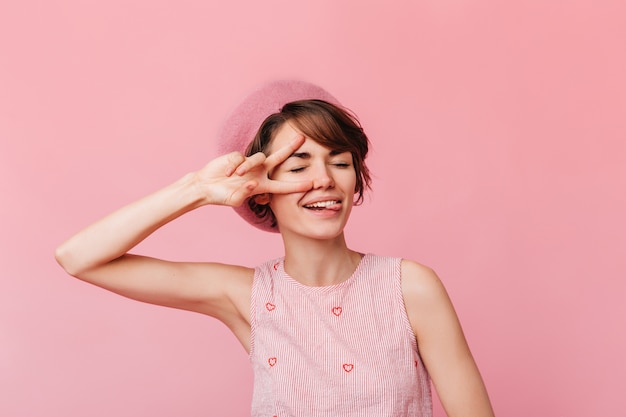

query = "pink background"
[[1, 1, 625, 416]]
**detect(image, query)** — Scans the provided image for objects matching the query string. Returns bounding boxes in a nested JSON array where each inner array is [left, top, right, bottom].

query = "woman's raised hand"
[[196, 134, 311, 207]]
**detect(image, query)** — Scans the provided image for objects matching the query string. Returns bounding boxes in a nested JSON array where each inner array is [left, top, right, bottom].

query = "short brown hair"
[[245, 99, 371, 228]]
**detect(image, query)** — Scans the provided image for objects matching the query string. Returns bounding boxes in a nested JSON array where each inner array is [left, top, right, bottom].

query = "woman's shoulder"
[[252, 256, 285, 272], [399, 258, 448, 305], [365, 254, 439, 284], [400, 258, 438, 280], [399, 259, 459, 339]]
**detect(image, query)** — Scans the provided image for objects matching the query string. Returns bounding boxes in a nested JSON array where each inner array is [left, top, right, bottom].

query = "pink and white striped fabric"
[[249, 254, 432, 417]]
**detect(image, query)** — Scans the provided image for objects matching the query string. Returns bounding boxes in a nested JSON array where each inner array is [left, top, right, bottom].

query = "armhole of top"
[[248, 265, 260, 360], [397, 257, 420, 354]]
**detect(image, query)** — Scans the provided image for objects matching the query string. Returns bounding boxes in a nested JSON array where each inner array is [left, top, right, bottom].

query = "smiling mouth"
[[304, 200, 341, 210]]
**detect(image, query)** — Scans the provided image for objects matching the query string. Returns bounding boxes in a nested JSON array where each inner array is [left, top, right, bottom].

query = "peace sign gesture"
[[196, 134, 311, 207]]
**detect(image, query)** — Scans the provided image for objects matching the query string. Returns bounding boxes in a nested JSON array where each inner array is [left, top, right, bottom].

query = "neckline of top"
[[276, 253, 369, 292]]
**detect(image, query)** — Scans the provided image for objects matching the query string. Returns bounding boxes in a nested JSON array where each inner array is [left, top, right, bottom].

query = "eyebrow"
[[289, 152, 311, 160], [288, 149, 345, 159]]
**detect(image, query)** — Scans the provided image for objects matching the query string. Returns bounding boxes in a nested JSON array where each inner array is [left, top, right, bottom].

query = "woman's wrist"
[[174, 171, 212, 210]]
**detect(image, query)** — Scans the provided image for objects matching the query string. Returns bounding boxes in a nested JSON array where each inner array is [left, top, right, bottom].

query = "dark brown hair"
[[245, 99, 371, 228]]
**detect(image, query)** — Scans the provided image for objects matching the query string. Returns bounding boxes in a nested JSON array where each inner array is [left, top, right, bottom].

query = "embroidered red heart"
[[273, 262, 279, 270], [332, 307, 342, 316], [266, 302, 276, 311], [268, 357, 277, 367], [343, 363, 354, 372]]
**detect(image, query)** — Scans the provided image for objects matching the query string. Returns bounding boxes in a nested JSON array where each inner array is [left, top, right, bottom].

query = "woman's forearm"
[[54, 172, 205, 276]]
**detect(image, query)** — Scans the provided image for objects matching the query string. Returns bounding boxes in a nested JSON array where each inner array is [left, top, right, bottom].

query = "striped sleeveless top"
[[249, 253, 432, 417]]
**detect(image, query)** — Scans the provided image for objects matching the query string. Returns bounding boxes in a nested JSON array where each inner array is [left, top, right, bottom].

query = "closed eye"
[[289, 166, 306, 173], [333, 162, 351, 168]]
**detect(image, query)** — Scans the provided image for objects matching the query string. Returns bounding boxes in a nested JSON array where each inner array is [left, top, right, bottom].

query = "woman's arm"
[[401, 260, 495, 417], [55, 135, 310, 321]]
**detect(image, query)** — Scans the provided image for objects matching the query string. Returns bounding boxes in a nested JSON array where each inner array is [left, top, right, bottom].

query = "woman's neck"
[[281, 233, 362, 287]]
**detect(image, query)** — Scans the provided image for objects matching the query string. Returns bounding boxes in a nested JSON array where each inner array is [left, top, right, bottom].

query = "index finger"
[[264, 134, 305, 169], [266, 179, 313, 195]]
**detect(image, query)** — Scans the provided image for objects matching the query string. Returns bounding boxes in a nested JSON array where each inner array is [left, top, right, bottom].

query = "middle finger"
[[264, 134, 306, 169]]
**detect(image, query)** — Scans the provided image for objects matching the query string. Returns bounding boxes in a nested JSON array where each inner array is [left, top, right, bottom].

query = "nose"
[[312, 165, 335, 190]]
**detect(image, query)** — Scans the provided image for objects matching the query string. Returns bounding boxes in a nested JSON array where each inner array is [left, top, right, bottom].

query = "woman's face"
[[266, 122, 357, 241]]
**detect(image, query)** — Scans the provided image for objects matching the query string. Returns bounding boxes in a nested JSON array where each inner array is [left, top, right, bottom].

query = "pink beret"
[[217, 80, 341, 233]]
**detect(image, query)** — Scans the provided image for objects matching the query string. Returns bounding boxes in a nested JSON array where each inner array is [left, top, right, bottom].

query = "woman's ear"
[[253, 193, 271, 205]]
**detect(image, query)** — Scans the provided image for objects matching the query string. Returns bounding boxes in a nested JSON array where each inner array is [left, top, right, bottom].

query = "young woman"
[[55, 81, 494, 417]]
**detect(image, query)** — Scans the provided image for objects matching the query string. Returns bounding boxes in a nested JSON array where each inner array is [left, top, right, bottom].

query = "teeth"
[[305, 200, 339, 208]]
